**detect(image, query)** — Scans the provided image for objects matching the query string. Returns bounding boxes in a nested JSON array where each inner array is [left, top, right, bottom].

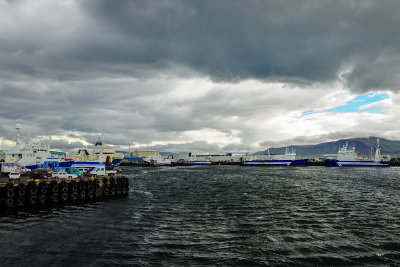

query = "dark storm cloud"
[[0, 1, 398, 90], [51, 139, 87, 150], [74, 0, 400, 91], [1, 0, 400, 153]]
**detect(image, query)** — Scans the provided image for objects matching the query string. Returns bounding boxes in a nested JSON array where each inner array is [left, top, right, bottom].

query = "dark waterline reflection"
[[1, 166, 400, 265]]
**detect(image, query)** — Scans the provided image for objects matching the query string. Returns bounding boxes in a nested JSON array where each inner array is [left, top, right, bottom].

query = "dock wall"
[[0, 175, 129, 212]]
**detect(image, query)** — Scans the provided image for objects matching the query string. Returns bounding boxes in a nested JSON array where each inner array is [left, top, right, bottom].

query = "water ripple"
[[1, 166, 400, 265]]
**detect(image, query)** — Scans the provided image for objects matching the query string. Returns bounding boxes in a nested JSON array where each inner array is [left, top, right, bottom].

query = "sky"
[[1, 0, 400, 154]]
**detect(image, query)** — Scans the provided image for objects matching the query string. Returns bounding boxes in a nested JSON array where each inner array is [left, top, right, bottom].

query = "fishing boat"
[[143, 154, 174, 166], [60, 138, 107, 169], [242, 148, 308, 166], [186, 156, 212, 165], [324, 139, 389, 167], [2, 127, 65, 169], [177, 152, 212, 165], [91, 139, 124, 167]]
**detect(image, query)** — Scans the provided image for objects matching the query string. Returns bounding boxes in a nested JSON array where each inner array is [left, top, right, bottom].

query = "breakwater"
[[0, 175, 129, 212]]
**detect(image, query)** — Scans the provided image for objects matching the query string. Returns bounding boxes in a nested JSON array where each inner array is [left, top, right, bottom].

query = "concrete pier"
[[0, 175, 129, 212]]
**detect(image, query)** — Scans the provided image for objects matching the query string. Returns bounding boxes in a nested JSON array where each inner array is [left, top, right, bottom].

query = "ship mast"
[[15, 126, 21, 148], [374, 139, 381, 161]]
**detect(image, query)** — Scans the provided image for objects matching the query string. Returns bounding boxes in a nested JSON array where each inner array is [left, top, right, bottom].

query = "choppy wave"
[[1, 166, 400, 265]]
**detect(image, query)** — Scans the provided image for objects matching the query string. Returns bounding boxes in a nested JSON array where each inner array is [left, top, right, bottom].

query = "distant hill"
[[254, 137, 400, 158]]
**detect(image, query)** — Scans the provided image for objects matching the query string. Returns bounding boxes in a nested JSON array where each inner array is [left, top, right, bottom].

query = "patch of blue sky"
[[301, 92, 389, 116], [302, 110, 316, 116]]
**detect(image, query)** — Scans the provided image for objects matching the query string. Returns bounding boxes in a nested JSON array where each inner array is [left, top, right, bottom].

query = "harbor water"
[[1, 166, 400, 265]]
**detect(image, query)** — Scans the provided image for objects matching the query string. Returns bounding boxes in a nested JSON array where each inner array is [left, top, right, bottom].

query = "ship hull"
[[242, 160, 291, 166], [242, 159, 308, 166], [290, 159, 309, 166], [112, 158, 123, 165], [59, 161, 106, 169], [326, 159, 389, 167], [188, 161, 212, 165]]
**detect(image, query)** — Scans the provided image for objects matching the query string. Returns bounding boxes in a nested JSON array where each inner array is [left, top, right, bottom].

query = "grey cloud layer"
[[1, 0, 399, 152], [78, 0, 400, 91], [1, 1, 400, 90]]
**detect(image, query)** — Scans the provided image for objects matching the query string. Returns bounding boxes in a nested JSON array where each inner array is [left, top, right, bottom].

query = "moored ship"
[[143, 154, 174, 166], [1, 127, 65, 169], [61, 138, 108, 170], [242, 148, 308, 166], [324, 139, 389, 167]]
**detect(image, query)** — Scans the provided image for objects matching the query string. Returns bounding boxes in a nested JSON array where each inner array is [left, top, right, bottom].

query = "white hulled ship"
[[242, 148, 308, 166], [1, 127, 64, 169], [66, 137, 107, 169], [143, 154, 174, 166], [324, 139, 389, 167]]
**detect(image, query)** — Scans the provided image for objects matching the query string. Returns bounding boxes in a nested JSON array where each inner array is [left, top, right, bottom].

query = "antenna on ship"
[[95, 136, 103, 147], [375, 138, 381, 161], [15, 124, 21, 147]]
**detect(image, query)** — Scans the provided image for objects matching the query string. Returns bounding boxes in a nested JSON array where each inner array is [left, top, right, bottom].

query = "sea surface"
[[1, 166, 400, 266]]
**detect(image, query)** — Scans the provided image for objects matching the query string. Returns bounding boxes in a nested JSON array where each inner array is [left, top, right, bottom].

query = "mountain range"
[[121, 137, 400, 159], [254, 137, 400, 158]]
